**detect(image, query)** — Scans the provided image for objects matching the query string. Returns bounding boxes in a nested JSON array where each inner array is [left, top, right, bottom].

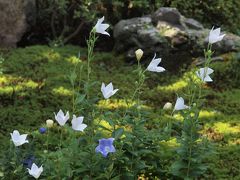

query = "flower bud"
[[39, 127, 47, 134], [207, 50, 212, 56], [135, 49, 143, 61], [46, 119, 54, 128], [163, 102, 172, 110]]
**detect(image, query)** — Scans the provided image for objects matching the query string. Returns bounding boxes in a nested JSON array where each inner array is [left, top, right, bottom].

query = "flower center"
[[105, 146, 110, 152]]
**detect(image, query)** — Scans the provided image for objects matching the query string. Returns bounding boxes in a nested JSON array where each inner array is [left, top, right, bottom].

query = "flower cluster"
[[196, 27, 225, 83], [8, 15, 225, 178], [8, 16, 111, 179], [54, 110, 87, 132], [10, 130, 42, 179], [172, 27, 225, 111]]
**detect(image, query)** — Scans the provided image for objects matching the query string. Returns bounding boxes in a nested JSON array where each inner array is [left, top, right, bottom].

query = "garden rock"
[[113, 7, 240, 70], [0, 0, 36, 48]]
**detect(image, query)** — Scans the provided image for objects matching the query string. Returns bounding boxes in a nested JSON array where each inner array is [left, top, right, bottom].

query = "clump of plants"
[[1, 17, 226, 179]]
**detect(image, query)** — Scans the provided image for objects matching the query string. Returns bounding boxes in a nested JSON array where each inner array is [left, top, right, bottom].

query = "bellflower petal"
[[71, 115, 87, 132], [208, 27, 225, 44], [95, 138, 116, 157], [101, 82, 119, 99], [174, 97, 189, 111], [94, 16, 110, 36], [10, 130, 29, 146], [147, 53, 165, 72], [196, 67, 214, 82], [54, 109, 69, 126], [27, 163, 43, 179]]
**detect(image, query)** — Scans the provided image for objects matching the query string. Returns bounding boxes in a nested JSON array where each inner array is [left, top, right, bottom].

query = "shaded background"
[[17, 0, 240, 49]]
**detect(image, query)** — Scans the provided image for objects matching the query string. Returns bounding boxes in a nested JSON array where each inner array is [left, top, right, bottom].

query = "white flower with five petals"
[[54, 109, 69, 126], [27, 163, 43, 179], [208, 27, 225, 44], [196, 67, 214, 82], [147, 53, 165, 72], [10, 130, 29, 146], [101, 82, 119, 99], [94, 16, 110, 36], [71, 115, 87, 132], [174, 97, 189, 111]]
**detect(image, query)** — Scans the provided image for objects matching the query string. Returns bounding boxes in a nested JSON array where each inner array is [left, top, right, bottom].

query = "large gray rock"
[[0, 0, 36, 48], [114, 17, 168, 55], [114, 7, 240, 70]]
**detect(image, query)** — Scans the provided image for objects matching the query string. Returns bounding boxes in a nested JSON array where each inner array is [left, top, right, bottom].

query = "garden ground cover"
[[0, 45, 239, 179]]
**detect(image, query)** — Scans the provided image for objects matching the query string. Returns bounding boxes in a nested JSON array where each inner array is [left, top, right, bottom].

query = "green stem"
[[122, 68, 146, 122], [196, 43, 213, 106], [59, 127, 63, 149], [72, 60, 80, 114], [86, 30, 97, 100], [137, 60, 141, 121], [186, 119, 193, 177], [46, 128, 49, 152], [185, 43, 213, 177]]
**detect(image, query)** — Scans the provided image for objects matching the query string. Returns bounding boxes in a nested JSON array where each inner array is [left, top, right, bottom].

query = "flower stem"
[[185, 43, 213, 177], [86, 30, 97, 100], [59, 127, 63, 149], [46, 128, 49, 152]]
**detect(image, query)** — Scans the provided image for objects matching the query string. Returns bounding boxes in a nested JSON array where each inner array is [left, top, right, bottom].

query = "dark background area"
[[18, 0, 240, 50]]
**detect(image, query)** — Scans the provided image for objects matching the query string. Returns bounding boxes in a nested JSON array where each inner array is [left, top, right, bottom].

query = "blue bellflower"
[[95, 138, 116, 157], [23, 155, 35, 169]]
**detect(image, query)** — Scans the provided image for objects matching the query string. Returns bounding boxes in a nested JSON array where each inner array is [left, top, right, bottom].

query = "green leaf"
[[75, 94, 86, 104], [135, 160, 146, 170], [69, 72, 77, 86], [105, 118, 115, 126], [112, 128, 124, 139]]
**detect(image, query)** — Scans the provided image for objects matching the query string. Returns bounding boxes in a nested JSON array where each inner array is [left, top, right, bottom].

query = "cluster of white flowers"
[[10, 130, 42, 179], [196, 27, 225, 83], [9, 16, 111, 179], [167, 27, 225, 111], [54, 109, 87, 131], [10, 111, 87, 179], [9, 16, 225, 179]]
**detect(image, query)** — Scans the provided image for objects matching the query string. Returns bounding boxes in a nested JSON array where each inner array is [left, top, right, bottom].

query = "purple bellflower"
[[95, 138, 116, 157], [23, 155, 35, 169]]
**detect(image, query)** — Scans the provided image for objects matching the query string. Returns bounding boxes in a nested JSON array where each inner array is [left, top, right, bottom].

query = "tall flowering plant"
[[171, 27, 225, 178]]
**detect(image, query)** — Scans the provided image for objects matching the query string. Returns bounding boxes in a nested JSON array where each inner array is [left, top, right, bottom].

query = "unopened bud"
[[163, 102, 173, 110], [46, 119, 54, 128], [135, 49, 143, 61]]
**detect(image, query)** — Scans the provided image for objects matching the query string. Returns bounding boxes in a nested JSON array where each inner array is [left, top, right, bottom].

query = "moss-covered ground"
[[0, 45, 239, 179]]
